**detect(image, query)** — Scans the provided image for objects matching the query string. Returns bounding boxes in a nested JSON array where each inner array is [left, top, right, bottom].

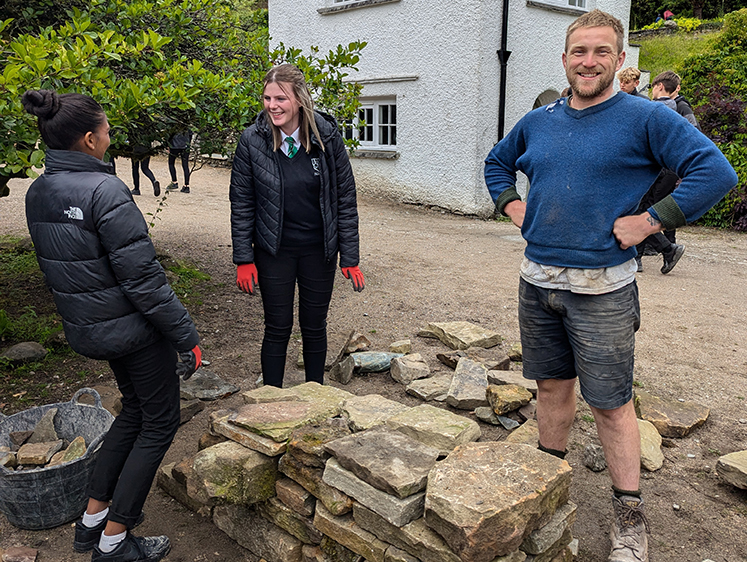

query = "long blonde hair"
[[263, 64, 325, 153]]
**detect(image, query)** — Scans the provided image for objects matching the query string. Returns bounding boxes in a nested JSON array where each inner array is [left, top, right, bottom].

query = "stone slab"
[[634, 390, 709, 438], [427, 322, 502, 350], [324, 425, 439, 498], [505, 419, 539, 447], [323, 458, 425, 527], [486, 385, 533, 416], [425, 442, 572, 562], [180, 367, 240, 401], [717, 450, 747, 489], [277, 477, 317, 517], [258, 496, 323, 545], [314, 501, 389, 562], [157, 462, 211, 513], [279, 452, 353, 516], [287, 418, 353, 468], [389, 340, 412, 354], [180, 398, 205, 424], [390, 354, 431, 385], [27, 408, 58, 444], [520, 501, 577, 554], [17, 440, 63, 465], [210, 409, 288, 456], [213, 504, 303, 562], [385, 404, 481, 456], [342, 395, 410, 432], [406, 375, 453, 402], [446, 358, 489, 410], [487, 371, 538, 396], [638, 419, 664, 471]]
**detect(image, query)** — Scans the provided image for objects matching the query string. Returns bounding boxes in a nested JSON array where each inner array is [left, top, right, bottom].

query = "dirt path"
[[2, 156, 746, 561]]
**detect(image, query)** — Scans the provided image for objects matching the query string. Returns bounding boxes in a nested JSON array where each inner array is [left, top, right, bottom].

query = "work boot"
[[609, 495, 649, 562], [153, 181, 161, 197], [73, 512, 145, 553], [635, 257, 643, 273], [661, 244, 685, 274], [180, 186, 190, 193], [166, 182, 179, 190], [91, 533, 170, 562], [130, 188, 141, 196]]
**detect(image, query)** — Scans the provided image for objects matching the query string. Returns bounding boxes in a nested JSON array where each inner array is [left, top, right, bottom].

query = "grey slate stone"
[[406, 375, 453, 402], [323, 458, 425, 527], [341, 394, 411, 432], [425, 442, 572, 562], [329, 356, 356, 385], [446, 358, 489, 410], [180, 398, 205, 424], [1, 341, 47, 364], [323, 425, 440, 498], [28, 408, 58, 444], [351, 352, 404, 373], [583, 443, 607, 472], [180, 367, 240, 401], [385, 545, 419, 562]]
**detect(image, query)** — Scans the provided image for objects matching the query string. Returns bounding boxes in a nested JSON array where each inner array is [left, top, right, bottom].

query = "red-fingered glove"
[[236, 263, 258, 294], [176, 345, 202, 380], [341, 266, 365, 292]]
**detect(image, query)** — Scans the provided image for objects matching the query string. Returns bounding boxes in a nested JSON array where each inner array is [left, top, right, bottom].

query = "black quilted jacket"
[[229, 111, 360, 267], [25, 150, 200, 360]]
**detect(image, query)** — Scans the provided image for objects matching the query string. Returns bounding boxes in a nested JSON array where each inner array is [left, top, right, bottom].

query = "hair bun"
[[22, 89, 61, 119]]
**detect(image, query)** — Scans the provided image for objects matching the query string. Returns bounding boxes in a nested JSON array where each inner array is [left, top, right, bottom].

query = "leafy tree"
[[0, 0, 364, 196], [630, 0, 747, 29]]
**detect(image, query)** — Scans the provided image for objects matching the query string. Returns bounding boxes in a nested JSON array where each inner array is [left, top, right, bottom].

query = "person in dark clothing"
[[635, 169, 684, 273], [22, 89, 201, 562], [166, 131, 192, 193], [130, 146, 160, 197], [230, 64, 364, 388]]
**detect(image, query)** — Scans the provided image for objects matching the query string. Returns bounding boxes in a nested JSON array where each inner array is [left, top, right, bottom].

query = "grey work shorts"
[[518, 278, 641, 410]]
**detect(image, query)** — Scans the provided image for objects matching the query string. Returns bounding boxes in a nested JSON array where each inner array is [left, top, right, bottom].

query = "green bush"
[[0, 306, 63, 346]]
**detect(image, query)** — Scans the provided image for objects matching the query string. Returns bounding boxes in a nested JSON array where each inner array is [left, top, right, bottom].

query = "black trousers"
[[254, 244, 337, 387], [87, 338, 180, 527], [131, 157, 156, 190], [636, 231, 672, 257], [168, 149, 190, 185]]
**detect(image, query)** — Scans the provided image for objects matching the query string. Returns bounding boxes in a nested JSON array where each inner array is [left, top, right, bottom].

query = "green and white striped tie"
[[286, 136, 298, 158]]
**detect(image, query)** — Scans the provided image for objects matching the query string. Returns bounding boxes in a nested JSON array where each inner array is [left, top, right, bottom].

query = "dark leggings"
[[254, 244, 337, 387], [168, 149, 190, 185], [131, 157, 156, 190], [636, 232, 672, 257], [87, 338, 180, 528]]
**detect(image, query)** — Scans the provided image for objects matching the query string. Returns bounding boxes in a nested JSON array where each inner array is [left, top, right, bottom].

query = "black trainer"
[[131, 188, 141, 196], [91, 533, 170, 562], [180, 186, 190, 193], [153, 181, 161, 197], [661, 244, 685, 275], [73, 512, 145, 553]]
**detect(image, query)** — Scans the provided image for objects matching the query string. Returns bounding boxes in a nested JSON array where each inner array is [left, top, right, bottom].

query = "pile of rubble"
[[0, 408, 87, 471]]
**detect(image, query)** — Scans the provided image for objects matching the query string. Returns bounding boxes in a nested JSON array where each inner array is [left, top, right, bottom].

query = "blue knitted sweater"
[[484, 92, 737, 269]]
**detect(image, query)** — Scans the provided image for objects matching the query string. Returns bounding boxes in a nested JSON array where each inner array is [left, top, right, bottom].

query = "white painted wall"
[[269, 0, 634, 216]]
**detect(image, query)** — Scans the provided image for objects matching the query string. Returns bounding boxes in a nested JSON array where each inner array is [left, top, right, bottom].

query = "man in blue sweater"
[[484, 9, 737, 562]]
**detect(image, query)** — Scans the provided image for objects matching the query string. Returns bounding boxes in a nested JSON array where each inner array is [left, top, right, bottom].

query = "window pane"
[[380, 126, 388, 145], [390, 126, 396, 145], [380, 105, 389, 125], [390, 105, 396, 124]]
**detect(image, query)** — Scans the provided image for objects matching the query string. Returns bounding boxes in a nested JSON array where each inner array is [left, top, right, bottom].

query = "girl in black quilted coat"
[[22, 89, 201, 562], [230, 64, 364, 388]]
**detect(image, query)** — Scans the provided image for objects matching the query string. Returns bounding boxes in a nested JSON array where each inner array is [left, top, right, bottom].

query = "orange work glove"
[[236, 263, 258, 294], [176, 345, 202, 380], [341, 266, 365, 292]]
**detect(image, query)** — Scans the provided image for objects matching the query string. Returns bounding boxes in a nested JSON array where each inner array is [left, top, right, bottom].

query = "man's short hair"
[[652, 71, 680, 95], [566, 9, 625, 55], [617, 67, 641, 83]]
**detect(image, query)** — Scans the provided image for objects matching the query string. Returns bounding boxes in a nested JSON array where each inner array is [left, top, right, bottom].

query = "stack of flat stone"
[[158, 382, 578, 562], [2, 408, 88, 471]]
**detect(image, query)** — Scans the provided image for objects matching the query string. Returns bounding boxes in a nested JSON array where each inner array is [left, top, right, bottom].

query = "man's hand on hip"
[[613, 212, 663, 249], [504, 200, 526, 228]]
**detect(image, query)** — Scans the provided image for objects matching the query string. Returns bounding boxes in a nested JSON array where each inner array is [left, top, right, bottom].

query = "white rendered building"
[[269, 0, 637, 216]]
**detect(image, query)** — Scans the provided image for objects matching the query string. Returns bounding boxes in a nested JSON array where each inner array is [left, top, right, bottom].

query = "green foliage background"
[[0, 0, 365, 195]]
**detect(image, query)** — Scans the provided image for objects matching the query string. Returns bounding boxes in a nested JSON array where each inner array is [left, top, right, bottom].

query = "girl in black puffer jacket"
[[23, 89, 200, 562], [230, 64, 364, 388]]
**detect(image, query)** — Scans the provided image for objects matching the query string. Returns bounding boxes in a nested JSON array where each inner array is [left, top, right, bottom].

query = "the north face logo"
[[63, 206, 84, 220]]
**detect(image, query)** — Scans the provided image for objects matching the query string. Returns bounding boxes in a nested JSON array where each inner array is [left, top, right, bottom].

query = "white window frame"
[[526, 0, 589, 15], [344, 98, 397, 150]]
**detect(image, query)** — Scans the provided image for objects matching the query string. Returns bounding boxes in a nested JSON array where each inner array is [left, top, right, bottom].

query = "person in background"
[[651, 70, 701, 130], [230, 64, 364, 388], [166, 130, 193, 193], [663, 9, 675, 20], [484, 10, 737, 562], [617, 67, 650, 100], [130, 146, 160, 196], [22, 89, 201, 562]]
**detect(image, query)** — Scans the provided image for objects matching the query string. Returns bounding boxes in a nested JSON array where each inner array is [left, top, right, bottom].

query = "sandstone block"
[[425, 442, 572, 562], [390, 354, 431, 385], [487, 371, 538, 396], [520, 501, 576, 554], [313, 501, 389, 562], [211, 409, 287, 456], [329, 356, 356, 385], [385, 545, 419, 562], [157, 462, 211, 514], [258, 496, 323, 545], [389, 340, 412, 354], [634, 390, 709, 438], [446, 358, 489, 410], [385, 404, 481, 456], [279, 453, 353, 516], [213, 504, 303, 562], [324, 425, 439, 498], [342, 394, 410, 432], [716, 450, 747, 489], [505, 420, 539, 447], [180, 398, 205, 424], [406, 375, 453, 402], [288, 418, 352, 468], [426, 322, 502, 350], [60, 435, 87, 463], [638, 419, 664, 471], [486, 384, 533, 416], [17, 440, 63, 465]]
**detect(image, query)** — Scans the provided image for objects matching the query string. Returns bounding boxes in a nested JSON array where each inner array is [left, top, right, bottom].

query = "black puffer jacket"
[[25, 150, 199, 360], [229, 111, 360, 267]]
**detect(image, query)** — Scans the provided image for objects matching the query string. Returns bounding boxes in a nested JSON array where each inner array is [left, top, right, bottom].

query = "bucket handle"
[[71, 387, 103, 409]]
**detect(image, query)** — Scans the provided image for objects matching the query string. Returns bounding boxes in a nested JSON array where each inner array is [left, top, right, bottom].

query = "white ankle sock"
[[99, 531, 126, 553], [82, 507, 108, 528]]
